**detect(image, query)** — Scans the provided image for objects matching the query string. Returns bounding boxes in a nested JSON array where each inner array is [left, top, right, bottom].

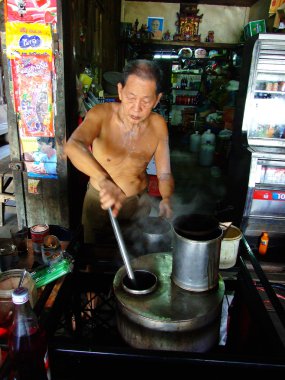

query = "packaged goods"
[[244, 20, 266, 40]]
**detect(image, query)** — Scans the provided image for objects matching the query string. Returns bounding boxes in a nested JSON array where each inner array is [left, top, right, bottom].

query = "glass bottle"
[[8, 287, 49, 380]]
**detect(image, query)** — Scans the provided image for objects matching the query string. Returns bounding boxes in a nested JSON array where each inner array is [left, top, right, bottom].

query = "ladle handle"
[[108, 208, 135, 281]]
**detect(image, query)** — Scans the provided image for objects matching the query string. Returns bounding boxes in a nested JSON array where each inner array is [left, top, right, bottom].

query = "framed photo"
[[147, 17, 164, 40]]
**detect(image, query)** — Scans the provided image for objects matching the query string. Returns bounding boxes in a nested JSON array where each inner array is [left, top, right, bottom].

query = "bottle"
[[190, 131, 201, 153], [201, 129, 216, 146], [258, 232, 269, 255], [8, 287, 49, 380], [199, 141, 215, 167]]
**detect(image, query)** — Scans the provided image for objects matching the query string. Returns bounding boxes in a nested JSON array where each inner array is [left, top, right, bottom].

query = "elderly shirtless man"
[[64, 59, 174, 244]]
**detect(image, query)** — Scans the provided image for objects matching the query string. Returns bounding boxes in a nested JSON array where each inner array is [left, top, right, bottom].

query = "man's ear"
[[118, 83, 123, 101], [154, 93, 163, 108]]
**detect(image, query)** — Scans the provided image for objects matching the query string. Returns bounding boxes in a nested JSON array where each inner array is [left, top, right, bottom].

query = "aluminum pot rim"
[[122, 269, 158, 295], [173, 213, 219, 238], [173, 226, 223, 242]]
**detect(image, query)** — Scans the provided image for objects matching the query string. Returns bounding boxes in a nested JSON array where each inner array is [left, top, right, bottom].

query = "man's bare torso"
[[90, 102, 160, 196]]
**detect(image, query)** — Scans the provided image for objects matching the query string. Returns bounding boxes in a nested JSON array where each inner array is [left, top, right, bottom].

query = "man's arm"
[[154, 122, 174, 219], [157, 172, 174, 218], [64, 105, 110, 186], [64, 104, 126, 216]]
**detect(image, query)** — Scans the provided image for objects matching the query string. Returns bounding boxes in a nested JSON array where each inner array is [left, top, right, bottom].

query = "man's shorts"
[[81, 182, 152, 244]]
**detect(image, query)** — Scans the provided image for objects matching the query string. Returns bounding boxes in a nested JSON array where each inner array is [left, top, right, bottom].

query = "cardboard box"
[[244, 19, 266, 40]]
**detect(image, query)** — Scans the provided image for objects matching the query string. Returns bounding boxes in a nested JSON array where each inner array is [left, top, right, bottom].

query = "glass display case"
[[240, 34, 285, 238], [242, 34, 285, 148]]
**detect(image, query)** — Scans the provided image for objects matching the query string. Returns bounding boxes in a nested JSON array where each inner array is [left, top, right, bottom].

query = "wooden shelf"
[[126, 39, 243, 50]]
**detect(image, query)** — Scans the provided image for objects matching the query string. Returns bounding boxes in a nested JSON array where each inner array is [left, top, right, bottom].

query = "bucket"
[[219, 225, 242, 269]]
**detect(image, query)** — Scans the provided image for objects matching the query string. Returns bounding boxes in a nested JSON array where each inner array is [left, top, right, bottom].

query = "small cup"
[[10, 226, 29, 256]]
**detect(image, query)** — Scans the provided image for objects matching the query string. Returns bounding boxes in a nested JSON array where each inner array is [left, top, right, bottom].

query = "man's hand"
[[99, 178, 126, 217], [159, 198, 172, 219]]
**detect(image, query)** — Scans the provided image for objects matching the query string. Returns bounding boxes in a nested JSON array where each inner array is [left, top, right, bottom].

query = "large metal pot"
[[113, 253, 225, 353], [172, 214, 223, 292], [138, 216, 173, 253]]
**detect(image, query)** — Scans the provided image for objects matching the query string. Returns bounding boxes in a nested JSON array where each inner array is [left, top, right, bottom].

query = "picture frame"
[[147, 17, 164, 40]]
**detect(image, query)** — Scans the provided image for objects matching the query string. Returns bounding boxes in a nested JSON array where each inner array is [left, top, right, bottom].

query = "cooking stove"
[[45, 233, 285, 376]]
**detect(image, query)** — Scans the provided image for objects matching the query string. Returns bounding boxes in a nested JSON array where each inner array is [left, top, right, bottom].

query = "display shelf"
[[126, 39, 243, 50]]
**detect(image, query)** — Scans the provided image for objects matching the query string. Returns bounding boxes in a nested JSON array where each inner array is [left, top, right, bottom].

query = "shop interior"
[[0, 1, 285, 376], [0, 0, 266, 231]]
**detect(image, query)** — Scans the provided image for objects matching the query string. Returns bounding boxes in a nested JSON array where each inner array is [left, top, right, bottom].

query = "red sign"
[[253, 189, 285, 201]]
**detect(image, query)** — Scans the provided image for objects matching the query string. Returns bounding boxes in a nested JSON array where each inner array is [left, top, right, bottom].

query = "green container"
[[244, 19, 266, 40], [30, 258, 73, 288]]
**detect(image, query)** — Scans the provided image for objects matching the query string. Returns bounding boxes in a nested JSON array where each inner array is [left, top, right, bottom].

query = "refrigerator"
[[239, 33, 285, 238]]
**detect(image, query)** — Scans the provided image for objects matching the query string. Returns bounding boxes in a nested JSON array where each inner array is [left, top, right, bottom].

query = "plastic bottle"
[[8, 287, 49, 380], [201, 129, 216, 146], [258, 232, 269, 255], [199, 141, 215, 166], [190, 131, 201, 153]]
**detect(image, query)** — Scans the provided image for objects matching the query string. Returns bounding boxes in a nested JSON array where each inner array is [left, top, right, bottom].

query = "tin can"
[[30, 224, 50, 253], [41, 235, 63, 265]]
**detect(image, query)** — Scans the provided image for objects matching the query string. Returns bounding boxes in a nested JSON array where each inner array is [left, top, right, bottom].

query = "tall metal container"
[[171, 214, 223, 292]]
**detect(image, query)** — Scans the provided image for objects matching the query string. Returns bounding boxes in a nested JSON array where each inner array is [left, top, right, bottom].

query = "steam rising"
[[123, 150, 227, 258]]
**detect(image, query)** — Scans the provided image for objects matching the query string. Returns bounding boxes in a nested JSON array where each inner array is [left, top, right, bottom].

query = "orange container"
[[258, 232, 269, 255]]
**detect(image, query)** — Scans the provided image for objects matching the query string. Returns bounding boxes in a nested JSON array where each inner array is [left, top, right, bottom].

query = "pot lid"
[[113, 253, 225, 331]]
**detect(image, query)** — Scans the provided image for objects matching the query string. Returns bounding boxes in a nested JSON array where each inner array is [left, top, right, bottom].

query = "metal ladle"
[[108, 208, 135, 281], [108, 208, 158, 295]]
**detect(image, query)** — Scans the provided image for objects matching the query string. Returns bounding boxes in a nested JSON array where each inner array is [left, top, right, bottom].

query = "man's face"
[[118, 74, 162, 124]]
